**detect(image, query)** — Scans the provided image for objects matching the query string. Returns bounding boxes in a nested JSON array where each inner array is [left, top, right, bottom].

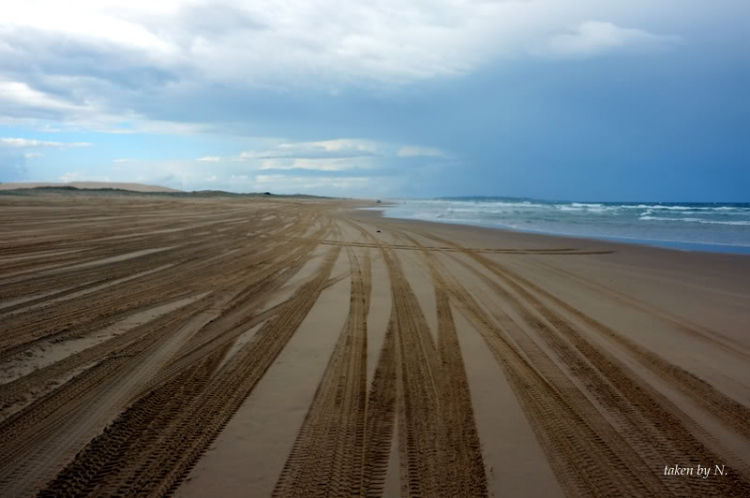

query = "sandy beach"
[[0, 191, 749, 497]]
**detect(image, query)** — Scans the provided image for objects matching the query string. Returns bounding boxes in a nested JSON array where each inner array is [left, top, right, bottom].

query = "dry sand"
[[0, 192, 748, 497]]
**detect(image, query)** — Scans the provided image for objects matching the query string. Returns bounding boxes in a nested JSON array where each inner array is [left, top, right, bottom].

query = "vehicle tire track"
[[273, 245, 371, 497], [532, 259, 750, 359], [519, 258, 750, 439], [0, 214, 323, 360], [37, 245, 342, 497], [360, 311, 398, 498], [340, 216, 490, 498], [383, 226, 668, 498], [434, 287, 488, 498], [0, 298, 220, 496], [409, 227, 750, 497], [429, 233, 750, 451]]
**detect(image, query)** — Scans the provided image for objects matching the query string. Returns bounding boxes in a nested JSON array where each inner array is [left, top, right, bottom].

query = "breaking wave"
[[373, 198, 750, 252]]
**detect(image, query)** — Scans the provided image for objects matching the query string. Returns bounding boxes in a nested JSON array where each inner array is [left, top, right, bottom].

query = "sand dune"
[[0, 192, 748, 497], [0, 181, 181, 193]]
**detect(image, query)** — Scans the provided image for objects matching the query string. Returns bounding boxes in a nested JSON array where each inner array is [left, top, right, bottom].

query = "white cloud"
[[249, 173, 401, 197], [254, 174, 374, 192], [236, 139, 445, 164], [257, 157, 367, 171], [2, 2, 177, 54], [37, 124, 62, 133], [24, 152, 44, 158], [0, 78, 209, 135], [0, 80, 86, 113], [237, 139, 384, 160], [278, 139, 381, 153], [397, 146, 445, 158], [539, 21, 681, 58], [196, 156, 221, 162], [114, 158, 135, 163], [0, 1, 682, 89], [0, 137, 92, 148]]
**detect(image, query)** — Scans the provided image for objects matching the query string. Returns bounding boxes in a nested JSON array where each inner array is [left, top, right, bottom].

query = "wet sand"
[[0, 192, 748, 497]]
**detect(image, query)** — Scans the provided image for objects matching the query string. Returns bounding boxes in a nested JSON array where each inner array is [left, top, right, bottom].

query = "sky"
[[0, 0, 748, 200]]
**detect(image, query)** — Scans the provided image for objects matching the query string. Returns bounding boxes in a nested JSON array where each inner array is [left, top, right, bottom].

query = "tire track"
[[381, 247, 443, 498], [434, 287, 488, 498], [479, 257, 750, 488], [37, 244, 342, 497], [532, 259, 750, 359], [0, 296, 222, 496], [0, 293, 208, 418], [136, 221, 336, 395], [383, 226, 667, 498], [304, 236, 612, 255], [0, 213, 319, 359], [360, 312, 398, 498], [340, 216, 490, 497], [273, 245, 371, 497], [427, 233, 750, 447], [408, 227, 750, 497], [381, 242, 491, 497], [0, 201, 335, 496]]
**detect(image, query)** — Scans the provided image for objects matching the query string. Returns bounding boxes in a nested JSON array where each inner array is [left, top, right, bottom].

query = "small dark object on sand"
[[376, 230, 381, 233], [376, 199, 382, 203]]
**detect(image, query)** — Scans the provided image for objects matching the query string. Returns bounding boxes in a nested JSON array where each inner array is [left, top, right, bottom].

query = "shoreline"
[[351, 205, 750, 300], [358, 203, 750, 256]]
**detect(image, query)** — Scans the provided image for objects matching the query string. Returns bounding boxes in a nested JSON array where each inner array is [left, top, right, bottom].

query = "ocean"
[[373, 197, 750, 254]]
